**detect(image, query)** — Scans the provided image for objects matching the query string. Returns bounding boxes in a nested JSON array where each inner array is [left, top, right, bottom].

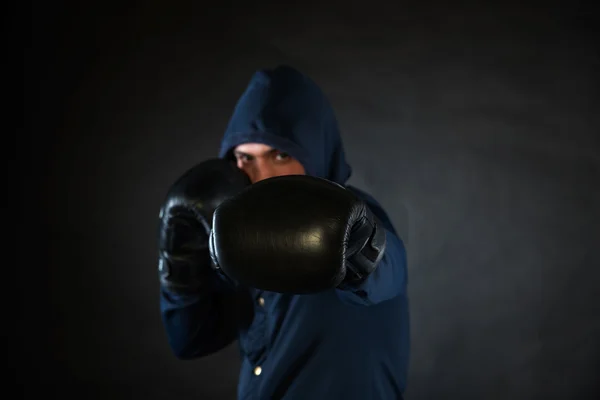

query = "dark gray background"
[[22, 1, 599, 399]]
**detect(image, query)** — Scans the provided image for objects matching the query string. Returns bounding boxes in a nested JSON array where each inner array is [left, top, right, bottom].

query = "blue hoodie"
[[160, 65, 410, 399]]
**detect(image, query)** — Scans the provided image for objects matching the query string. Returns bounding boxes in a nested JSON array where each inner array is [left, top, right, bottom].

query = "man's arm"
[[335, 186, 408, 306], [156, 158, 252, 359], [160, 275, 244, 359]]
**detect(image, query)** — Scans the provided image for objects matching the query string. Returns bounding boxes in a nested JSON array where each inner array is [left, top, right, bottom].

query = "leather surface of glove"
[[157, 158, 251, 294], [209, 175, 386, 294]]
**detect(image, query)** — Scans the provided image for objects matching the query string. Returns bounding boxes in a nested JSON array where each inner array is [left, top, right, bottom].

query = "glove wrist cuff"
[[343, 207, 387, 285], [158, 253, 213, 294]]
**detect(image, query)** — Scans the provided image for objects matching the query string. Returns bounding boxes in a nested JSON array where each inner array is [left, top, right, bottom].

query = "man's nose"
[[253, 161, 277, 183]]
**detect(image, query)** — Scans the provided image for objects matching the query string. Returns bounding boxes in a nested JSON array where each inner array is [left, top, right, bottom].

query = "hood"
[[218, 65, 352, 185]]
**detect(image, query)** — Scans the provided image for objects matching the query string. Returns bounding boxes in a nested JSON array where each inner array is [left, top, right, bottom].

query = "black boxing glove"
[[157, 159, 250, 294], [209, 175, 386, 294]]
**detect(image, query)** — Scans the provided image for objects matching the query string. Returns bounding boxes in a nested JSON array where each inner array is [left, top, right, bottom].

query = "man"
[[158, 65, 410, 399]]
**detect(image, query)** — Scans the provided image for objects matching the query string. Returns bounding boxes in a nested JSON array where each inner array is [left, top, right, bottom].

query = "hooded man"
[[158, 65, 410, 399]]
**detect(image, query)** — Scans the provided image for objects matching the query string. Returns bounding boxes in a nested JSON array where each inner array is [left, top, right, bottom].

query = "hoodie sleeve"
[[159, 274, 243, 359], [336, 188, 408, 306]]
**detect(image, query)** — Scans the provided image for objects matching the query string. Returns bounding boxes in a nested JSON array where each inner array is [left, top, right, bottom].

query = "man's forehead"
[[234, 143, 277, 155]]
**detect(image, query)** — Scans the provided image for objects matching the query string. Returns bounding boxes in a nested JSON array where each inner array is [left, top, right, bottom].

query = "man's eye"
[[275, 152, 290, 161], [237, 154, 252, 162]]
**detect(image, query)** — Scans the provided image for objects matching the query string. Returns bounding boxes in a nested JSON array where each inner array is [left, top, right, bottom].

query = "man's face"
[[233, 143, 306, 183]]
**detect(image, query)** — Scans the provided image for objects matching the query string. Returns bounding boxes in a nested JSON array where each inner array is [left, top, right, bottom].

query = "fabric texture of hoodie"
[[160, 65, 410, 400]]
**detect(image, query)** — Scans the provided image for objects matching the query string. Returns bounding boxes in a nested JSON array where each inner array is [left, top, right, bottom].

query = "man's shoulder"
[[346, 185, 379, 203], [345, 185, 386, 211]]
